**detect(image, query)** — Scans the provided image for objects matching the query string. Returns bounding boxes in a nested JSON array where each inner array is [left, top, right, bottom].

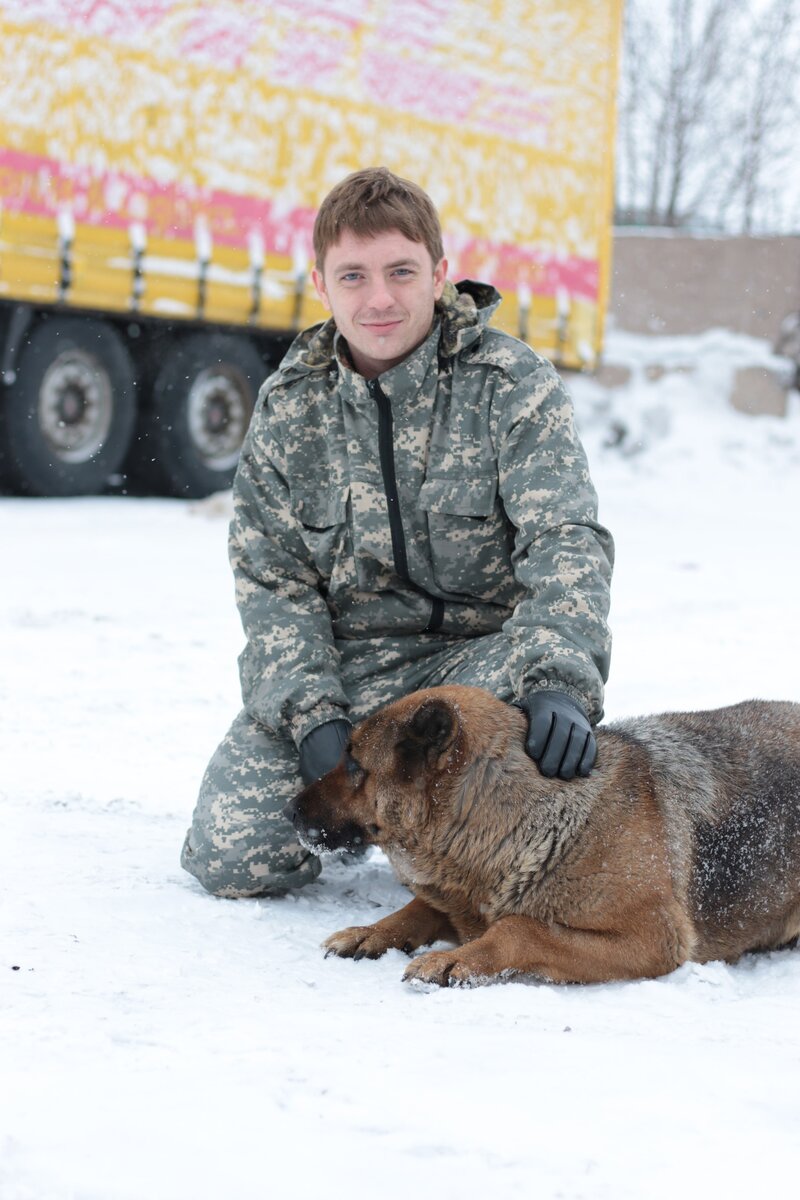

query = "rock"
[[593, 362, 632, 388], [729, 366, 789, 417]]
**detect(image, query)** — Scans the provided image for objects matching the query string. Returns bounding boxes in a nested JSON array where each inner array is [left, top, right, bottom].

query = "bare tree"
[[733, 0, 799, 233], [616, 0, 800, 233]]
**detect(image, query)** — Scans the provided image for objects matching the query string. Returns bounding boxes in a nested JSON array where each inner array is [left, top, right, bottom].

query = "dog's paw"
[[322, 924, 396, 961], [402, 948, 488, 988]]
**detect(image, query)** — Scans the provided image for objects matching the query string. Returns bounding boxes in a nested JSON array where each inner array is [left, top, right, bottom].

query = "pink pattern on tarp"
[[373, 0, 456, 50], [361, 51, 480, 126], [0, 147, 598, 301], [269, 0, 366, 31], [472, 84, 552, 141], [270, 30, 345, 90], [179, 8, 259, 71], [453, 235, 599, 303], [1, 0, 175, 37], [359, 50, 553, 145], [0, 147, 316, 259]]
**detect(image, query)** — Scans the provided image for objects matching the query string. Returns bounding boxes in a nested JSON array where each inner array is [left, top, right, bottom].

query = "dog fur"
[[286, 686, 800, 987]]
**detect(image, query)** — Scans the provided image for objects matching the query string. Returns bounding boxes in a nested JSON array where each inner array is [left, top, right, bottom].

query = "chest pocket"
[[292, 487, 350, 587], [418, 474, 514, 599]]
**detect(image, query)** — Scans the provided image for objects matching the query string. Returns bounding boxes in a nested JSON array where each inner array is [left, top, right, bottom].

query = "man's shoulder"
[[458, 326, 556, 384], [258, 322, 338, 413]]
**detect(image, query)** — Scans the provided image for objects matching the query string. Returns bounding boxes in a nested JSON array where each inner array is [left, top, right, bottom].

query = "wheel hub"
[[205, 395, 230, 435], [38, 350, 113, 463], [186, 367, 250, 469], [59, 386, 87, 425]]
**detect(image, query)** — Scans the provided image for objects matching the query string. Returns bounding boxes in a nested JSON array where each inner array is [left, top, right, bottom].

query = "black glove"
[[298, 719, 351, 785], [515, 691, 597, 780]]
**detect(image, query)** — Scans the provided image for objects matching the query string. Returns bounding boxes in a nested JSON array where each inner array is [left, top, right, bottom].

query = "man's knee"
[[181, 709, 320, 898], [181, 825, 321, 897]]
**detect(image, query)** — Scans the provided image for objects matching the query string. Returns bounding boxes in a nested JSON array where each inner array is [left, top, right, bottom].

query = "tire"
[[127, 333, 267, 498], [0, 316, 137, 497]]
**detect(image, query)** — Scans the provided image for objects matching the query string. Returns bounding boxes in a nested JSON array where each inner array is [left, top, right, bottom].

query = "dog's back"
[[608, 700, 800, 962]]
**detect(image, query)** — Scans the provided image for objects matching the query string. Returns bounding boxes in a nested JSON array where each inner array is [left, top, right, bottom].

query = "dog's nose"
[[282, 799, 297, 823]]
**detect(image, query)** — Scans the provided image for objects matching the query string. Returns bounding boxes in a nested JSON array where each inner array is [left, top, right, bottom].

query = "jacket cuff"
[[290, 703, 352, 749], [516, 678, 598, 724]]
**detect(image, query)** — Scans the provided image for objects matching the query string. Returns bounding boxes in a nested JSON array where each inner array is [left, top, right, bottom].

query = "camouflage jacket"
[[230, 280, 613, 746]]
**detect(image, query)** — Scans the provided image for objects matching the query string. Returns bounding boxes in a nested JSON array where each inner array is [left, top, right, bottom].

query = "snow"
[[2, 328, 800, 1199]]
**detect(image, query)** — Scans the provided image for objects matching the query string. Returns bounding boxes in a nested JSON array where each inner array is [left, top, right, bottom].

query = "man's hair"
[[313, 167, 444, 271]]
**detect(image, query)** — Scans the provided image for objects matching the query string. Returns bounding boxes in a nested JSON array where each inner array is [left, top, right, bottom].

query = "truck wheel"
[[130, 333, 267, 498], [0, 317, 137, 496]]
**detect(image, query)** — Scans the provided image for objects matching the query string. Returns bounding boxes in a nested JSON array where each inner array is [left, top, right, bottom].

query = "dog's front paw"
[[402, 947, 490, 988], [322, 924, 396, 961]]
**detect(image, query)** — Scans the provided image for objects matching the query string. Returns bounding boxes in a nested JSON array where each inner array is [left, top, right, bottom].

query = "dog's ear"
[[397, 696, 458, 777]]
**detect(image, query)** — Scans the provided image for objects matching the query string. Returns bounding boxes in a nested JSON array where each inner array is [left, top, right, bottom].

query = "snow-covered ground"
[[2, 329, 799, 1200]]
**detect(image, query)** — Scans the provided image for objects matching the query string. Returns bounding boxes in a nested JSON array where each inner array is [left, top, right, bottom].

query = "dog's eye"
[[345, 752, 366, 786]]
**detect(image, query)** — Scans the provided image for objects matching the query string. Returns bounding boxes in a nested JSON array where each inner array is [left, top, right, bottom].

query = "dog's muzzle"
[[283, 794, 366, 853]]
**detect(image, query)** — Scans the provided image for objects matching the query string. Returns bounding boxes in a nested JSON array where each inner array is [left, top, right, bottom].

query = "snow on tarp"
[[0, 0, 618, 298]]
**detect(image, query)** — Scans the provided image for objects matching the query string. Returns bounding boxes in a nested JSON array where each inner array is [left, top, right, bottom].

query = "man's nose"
[[365, 279, 395, 309]]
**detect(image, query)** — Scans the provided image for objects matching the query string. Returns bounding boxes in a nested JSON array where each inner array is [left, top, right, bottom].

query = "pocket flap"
[[293, 486, 349, 528], [418, 475, 497, 518]]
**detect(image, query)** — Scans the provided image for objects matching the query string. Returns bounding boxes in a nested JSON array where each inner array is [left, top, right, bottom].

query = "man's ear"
[[433, 256, 448, 301], [397, 696, 458, 778], [311, 266, 331, 311]]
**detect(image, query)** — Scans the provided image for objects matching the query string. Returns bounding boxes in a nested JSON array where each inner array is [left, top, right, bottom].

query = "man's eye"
[[340, 272, 362, 283], [392, 268, 413, 278]]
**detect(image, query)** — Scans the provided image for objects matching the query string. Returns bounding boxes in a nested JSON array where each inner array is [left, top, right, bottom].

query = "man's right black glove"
[[298, 719, 351, 786], [515, 691, 597, 780]]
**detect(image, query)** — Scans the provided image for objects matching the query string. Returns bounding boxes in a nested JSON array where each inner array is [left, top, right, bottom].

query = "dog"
[[285, 686, 800, 987]]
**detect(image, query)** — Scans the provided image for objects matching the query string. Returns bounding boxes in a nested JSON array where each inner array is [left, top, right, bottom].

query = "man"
[[181, 167, 613, 898]]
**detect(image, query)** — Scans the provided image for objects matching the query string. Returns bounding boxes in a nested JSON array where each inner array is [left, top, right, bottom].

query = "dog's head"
[[284, 687, 496, 856]]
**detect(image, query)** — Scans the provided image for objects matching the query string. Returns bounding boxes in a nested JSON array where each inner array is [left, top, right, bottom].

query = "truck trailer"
[[0, 0, 622, 497]]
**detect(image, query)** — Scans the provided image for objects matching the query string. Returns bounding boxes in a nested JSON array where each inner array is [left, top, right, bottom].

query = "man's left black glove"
[[298, 719, 351, 786], [515, 691, 597, 780]]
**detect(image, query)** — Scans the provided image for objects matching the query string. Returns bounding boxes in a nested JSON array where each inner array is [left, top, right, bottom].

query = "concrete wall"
[[609, 233, 800, 342]]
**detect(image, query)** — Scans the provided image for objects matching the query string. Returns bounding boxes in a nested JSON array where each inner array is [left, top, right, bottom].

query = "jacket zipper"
[[369, 378, 444, 634]]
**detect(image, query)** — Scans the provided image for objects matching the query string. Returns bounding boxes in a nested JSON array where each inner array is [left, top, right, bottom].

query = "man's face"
[[312, 229, 447, 379]]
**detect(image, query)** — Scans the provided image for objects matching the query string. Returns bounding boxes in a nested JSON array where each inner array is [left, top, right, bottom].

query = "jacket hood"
[[274, 278, 503, 382]]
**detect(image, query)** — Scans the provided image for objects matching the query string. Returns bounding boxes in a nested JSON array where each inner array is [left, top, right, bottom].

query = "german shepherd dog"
[[286, 686, 800, 987]]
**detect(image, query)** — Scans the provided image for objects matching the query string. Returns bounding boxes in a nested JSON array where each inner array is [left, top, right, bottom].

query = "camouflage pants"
[[181, 631, 515, 897]]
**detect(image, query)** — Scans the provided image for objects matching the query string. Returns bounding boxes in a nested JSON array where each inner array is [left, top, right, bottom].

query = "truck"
[[0, 0, 622, 498]]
